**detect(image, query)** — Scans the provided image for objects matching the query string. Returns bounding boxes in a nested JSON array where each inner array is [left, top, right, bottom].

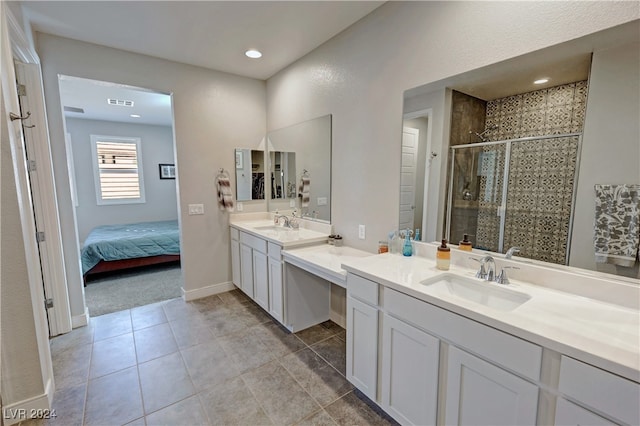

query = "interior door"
[[400, 127, 419, 231]]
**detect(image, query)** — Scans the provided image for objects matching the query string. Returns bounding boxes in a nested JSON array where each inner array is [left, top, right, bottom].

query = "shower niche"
[[446, 82, 586, 265]]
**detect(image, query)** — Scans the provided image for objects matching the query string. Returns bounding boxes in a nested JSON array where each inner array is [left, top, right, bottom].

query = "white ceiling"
[[21, 1, 385, 80], [22, 1, 383, 127]]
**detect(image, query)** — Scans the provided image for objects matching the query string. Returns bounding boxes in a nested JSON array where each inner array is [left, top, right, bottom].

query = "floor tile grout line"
[[274, 356, 328, 423], [81, 336, 94, 426], [238, 373, 277, 426]]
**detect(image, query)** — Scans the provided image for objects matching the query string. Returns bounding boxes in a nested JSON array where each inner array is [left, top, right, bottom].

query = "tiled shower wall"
[[475, 81, 587, 264]]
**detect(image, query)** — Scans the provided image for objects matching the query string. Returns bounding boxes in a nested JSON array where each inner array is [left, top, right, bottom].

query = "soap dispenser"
[[402, 229, 413, 256], [459, 234, 472, 252], [436, 239, 451, 270]]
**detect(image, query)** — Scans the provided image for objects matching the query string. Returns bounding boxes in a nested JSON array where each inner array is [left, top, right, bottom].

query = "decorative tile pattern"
[[485, 81, 587, 141]]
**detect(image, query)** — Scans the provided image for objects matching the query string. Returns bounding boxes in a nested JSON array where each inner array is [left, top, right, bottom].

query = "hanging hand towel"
[[299, 176, 310, 207], [217, 176, 235, 212], [594, 184, 640, 267]]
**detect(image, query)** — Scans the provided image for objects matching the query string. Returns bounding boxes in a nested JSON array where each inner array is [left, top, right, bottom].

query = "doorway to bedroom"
[[58, 75, 182, 317]]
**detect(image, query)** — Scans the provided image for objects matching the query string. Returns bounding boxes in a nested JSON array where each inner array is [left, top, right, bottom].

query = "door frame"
[[403, 108, 433, 239]]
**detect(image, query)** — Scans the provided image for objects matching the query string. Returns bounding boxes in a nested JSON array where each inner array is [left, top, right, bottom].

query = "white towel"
[[299, 176, 310, 207], [217, 177, 235, 212], [594, 184, 640, 267]]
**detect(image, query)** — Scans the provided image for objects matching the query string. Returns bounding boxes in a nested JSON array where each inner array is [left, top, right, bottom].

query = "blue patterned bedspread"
[[81, 220, 180, 274]]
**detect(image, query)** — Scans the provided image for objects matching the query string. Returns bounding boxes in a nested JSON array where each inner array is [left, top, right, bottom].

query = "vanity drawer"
[[384, 287, 542, 381], [347, 273, 379, 306], [268, 242, 281, 259], [240, 231, 267, 253], [230, 227, 240, 241], [558, 355, 639, 425]]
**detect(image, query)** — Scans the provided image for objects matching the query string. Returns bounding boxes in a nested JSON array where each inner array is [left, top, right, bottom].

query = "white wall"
[[267, 1, 638, 253], [37, 34, 266, 314], [66, 118, 178, 242], [570, 42, 640, 277]]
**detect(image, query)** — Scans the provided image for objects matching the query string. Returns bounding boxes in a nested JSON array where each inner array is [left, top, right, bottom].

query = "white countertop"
[[230, 219, 329, 248], [341, 253, 640, 382], [282, 244, 373, 287]]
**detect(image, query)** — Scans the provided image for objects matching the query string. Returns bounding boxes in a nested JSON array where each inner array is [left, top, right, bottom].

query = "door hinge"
[[44, 298, 54, 309], [36, 231, 45, 243], [17, 84, 26, 96], [29, 160, 37, 172]]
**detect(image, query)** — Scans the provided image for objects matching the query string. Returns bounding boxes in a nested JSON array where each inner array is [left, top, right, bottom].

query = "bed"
[[81, 220, 180, 283]]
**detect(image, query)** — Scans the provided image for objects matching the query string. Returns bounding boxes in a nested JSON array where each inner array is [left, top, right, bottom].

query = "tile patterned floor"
[[25, 289, 395, 426]]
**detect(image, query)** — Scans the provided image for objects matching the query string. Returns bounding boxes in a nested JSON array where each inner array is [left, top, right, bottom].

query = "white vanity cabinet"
[[346, 274, 380, 401], [445, 346, 538, 425], [237, 230, 268, 304], [557, 355, 640, 425], [381, 313, 439, 425], [267, 242, 284, 323]]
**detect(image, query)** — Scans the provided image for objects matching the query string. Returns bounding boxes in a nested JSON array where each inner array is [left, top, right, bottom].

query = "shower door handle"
[[497, 205, 506, 217]]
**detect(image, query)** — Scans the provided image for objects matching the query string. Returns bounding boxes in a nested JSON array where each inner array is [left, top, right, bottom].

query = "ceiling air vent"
[[63, 106, 85, 113], [107, 98, 134, 107]]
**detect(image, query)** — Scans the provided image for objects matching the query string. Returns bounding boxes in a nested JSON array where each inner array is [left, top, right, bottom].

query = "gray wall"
[[570, 42, 640, 277], [267, 1, 637, 251], [37, 33, 266, 317], [66, 118, 178, 242]]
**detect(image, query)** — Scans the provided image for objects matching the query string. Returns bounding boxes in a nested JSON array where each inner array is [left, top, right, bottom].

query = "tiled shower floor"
[[28, 289, 395, 425]]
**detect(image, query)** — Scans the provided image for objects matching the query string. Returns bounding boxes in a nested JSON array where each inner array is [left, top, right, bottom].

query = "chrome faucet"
[[274, 213, 299, 229], [471, 255, 496, 281], [505, 247, 521, 259]]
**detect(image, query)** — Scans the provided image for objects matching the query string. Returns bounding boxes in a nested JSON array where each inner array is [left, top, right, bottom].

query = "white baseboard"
[[2, 378, 53, 425], [330, 311, 346, 329], [182, 281, 236, 301], [71, 307, 89, 328]]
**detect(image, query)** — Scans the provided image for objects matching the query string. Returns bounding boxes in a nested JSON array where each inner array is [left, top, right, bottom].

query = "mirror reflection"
[[235, 148, 265, 201], [270, 151, 296, 200], [267, 114, 332, 222], [400, 22, 639, 278]]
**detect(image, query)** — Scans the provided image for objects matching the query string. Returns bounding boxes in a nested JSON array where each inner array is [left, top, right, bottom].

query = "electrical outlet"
[[236, 202, 244, 212], [317, 197, 327, 206], [358, 224, 366, 239], [188, 204, 204, 215]]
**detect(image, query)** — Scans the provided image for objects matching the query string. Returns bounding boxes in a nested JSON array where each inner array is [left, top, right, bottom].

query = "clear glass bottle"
[[436, 239, 450, 270], [402, 228, 413, 256]]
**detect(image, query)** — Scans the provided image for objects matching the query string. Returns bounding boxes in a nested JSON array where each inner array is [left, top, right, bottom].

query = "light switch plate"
[[188, 204, 204, 215], [236, 202, 244, 212], [317, 197, 327, 206], [358, 224, 366, 239]]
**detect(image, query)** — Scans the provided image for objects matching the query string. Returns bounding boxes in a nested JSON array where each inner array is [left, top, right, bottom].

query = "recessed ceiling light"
[[245, 49, 262, 59], [130, 114, 141, 118], [534, 78, 550, 85]]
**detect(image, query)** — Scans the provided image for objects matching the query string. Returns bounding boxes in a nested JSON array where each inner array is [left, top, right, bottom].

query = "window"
[[90, 135, 145, 205]]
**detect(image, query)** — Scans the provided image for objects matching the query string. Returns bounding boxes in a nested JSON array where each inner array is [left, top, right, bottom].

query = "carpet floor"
[[85, 264, 182, 317]]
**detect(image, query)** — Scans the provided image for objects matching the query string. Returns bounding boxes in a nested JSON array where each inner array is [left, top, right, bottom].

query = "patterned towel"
[[299, 176, 310, 207], [594, 184, 640, 267], [217, 176, 235, 212]]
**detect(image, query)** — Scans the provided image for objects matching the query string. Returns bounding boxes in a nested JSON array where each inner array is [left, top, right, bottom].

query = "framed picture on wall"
[[159, 163, 175, 179], [235, 151, 243, 169]]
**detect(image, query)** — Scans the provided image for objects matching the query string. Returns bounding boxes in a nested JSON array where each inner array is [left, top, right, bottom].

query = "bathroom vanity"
[[341, 247, 640, 426], [230, 213, 369, 331]]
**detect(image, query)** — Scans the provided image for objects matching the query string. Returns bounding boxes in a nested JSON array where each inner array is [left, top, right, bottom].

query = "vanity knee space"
[[345, 271, 637, 426]]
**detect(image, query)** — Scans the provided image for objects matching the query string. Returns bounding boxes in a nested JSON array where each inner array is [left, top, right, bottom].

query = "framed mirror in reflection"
[[399, 21, 639, 278], [270, 151, 296, 200], [267, 114, 332, 222], [235, 148, 265, 201]]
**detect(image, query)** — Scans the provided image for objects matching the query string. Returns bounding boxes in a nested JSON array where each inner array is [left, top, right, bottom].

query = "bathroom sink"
[[420, 273, 531, 311], [253, 225, 293, 231]]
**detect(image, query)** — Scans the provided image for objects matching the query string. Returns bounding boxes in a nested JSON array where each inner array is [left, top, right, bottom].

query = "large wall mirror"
[[235, 148, 265, 201], [267, 114, 332, 222], [400, 21, 639, 278]]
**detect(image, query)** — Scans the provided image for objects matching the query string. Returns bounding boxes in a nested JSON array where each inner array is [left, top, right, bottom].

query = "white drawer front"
[[230, 227, 240, 241], [347, 273, 379, 306], [240, 231, 267, 253], [559, 355, 639, 425], [384, 287, 542, 381], [268, 242, 282, 260]]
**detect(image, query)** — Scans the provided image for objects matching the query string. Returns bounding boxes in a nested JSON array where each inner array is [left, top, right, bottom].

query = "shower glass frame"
[[446, 133, 582, 264]]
